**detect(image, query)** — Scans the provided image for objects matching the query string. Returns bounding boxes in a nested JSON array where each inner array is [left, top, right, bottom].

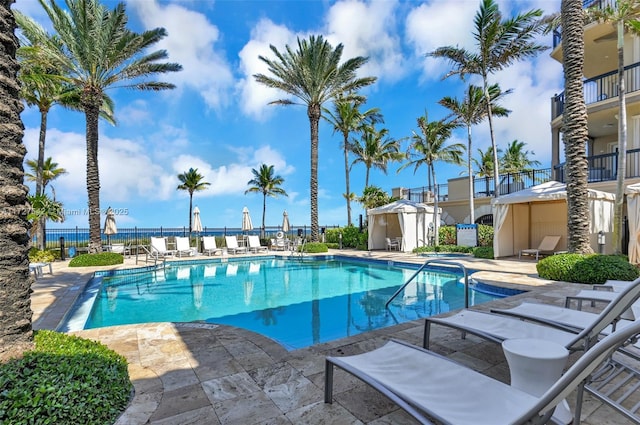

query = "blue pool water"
[[72, 257, 510, 350]]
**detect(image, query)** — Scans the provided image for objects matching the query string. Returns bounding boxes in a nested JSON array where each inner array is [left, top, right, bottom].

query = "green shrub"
[[537, 254, 640, 284], [324, 225, 367, 250], [472, 246, 494, 259], [477, 224, 493, 247], [28, 248, 56, 263], [413, 245, 473, 254], [301, 242, 329, 253], [0, 330, 131, 425], [438, 225, 456, 245], [325, 228, 341, 244], [325, 242, 340, 249], [68, 252, 124, 267]]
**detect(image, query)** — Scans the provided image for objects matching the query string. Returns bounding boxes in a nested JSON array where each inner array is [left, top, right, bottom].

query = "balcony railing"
[[554, 148, 640, 182], [553, 0, 617, 48], [405, 169, 553, 203], [552, 62, 640, 119]]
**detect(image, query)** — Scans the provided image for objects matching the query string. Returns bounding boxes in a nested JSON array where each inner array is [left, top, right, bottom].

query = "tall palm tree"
[[177, 168, 210, 237], [0, 0, 34, 361], [439, 83, 510, 223], [588, 1, 640, 254], [254, 35, 376, 241], [25, 157, 67, 249], [323, 94, 382, 226], [562, 0, 592, 253], [36, 0, 182, 253], [472, 146, 499, 197], [399, 113, 463, 246], [245, 164, 288, 238], [349, 125, 403, 189], [500, 139, 541, 174], [430, 0, 547, 198]]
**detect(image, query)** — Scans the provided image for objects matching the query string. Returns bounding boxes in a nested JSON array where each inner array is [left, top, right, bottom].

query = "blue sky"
[[16, 0, 563, 231]]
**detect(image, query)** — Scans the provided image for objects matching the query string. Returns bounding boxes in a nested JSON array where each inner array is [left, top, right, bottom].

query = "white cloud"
[[236, 18, 298, 120], [324, 0, 406, 82], [129, 0, 234, 110]]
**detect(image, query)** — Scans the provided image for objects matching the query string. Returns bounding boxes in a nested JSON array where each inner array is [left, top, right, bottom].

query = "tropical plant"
[[587, 1, 640, 254], [323, 94, 382, 226], [400, 113, 463, 245], [0, 0, 34, 361], [439, 83, 510, 223], [254, 35, 376, 241], [500, 139, 541, 174], [349, 124, 404, 189], [358, 185, 394, 210], [561, 0, 592, 253], [34, 0, 182, 253], [244, 164, 287, 238], [27, 193, 64, 236], [25, 156, 67, 249], [430, 0, 548, 198], [177, 168, 210, 236]]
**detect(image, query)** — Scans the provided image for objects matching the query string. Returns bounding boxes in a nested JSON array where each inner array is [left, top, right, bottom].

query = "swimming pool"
[[63, 256, 516, 350]]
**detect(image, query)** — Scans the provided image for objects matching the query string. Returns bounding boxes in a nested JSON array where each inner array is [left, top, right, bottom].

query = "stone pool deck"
[[30, 250, 636, 424]]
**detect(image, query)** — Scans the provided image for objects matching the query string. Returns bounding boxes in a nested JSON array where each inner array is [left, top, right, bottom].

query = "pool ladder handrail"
[[384, 259, 470, 310]]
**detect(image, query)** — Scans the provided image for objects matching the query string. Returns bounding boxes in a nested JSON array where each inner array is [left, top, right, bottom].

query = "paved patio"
[[30, 250, 635, 424]]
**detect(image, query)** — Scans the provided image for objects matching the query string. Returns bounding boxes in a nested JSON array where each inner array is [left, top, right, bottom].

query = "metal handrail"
[[385, 259, 470, 309]]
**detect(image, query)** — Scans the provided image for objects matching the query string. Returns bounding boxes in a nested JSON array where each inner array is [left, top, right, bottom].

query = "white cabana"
[[492, 181, 615, 258], [626, 183, 640, 264], [367, 199, 440, 252]]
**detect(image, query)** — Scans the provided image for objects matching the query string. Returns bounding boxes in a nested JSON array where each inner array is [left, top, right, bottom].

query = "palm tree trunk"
[[431, 164, 439, 247], [308, 104, 321, 242], [484, 79, 500, 198], [614, 23, 627, 255], [365, 166, 370, 189], [188, 192, 193, 237], [467, 124, 475, 224], [0, 0, 34, 360], [85, 100, 102, 253], [262, 192, 267, 239], [343, 133, 352, 226], [36, 109, 48, 250], [562, 0, 592, 254]]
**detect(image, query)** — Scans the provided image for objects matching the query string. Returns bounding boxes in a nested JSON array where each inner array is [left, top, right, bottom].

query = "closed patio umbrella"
[[103, 207, 117, 245], [282, 210, 290, 233], [242, 207, 253, 232], [193, 206, 203, 253]]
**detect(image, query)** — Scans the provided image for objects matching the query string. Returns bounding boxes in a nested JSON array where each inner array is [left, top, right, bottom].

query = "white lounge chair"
[[247, 235, 268, 253], [325, 320, 640, 425], [225, 236, 247, 255], [150, 237, 176, 259], [175, 237, 197, 257], [386, 237, 400, 251], [202, 236, 223, 256], [519, 235, 562, 260], [29, 262, 52, 279], [110, 243, 131, 257], [423, 274, 640, 355]]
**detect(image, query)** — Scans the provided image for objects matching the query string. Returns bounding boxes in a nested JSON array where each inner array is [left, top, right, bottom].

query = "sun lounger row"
[[149, 235, 272, 258], [325, 276, 640, 424]]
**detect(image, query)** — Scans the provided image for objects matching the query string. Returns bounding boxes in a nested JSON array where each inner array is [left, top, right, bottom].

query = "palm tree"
[[430, 0, 547, 199], [472, 146, 499, 197], [36, 0, 182, 253], [349, 125, 404, 189], [177, 168, 210, 237], [245, 164, 288, 238], [324, 94, 382, 226], [27, 193, 64, 237], [439, 83, 510, 223], [588, 1, 640, 254], [562, 0, 592, 253], [254, 35, 376, 241], [25, 157, 67, 249], [358, 185, 393, 210], [0, 0, 34, 361], [501, 139, 541, 174], [399, 113, 463, 246]]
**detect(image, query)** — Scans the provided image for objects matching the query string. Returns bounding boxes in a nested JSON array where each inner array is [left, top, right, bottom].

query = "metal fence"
[[40, 225, 339, 251]]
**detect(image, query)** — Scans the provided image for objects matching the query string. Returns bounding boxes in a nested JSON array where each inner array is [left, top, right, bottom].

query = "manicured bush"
[[472, 246, 494, 259], [438, 225, 456, 245], [325, 242, 340, 249], [0, 330, 131, 425], [28, 248, 56, 263], [301, 242, 329, 253], [477, 224, 493, 247], [537, 254, 640, 284], [68, 252, 124, 267], [325, 225, 367, 249]]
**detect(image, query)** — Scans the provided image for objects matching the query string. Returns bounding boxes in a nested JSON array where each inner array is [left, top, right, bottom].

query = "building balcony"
[[551, 62, 640, 120], [552, 0, 617, 49], [554, 148, 640, 182]]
